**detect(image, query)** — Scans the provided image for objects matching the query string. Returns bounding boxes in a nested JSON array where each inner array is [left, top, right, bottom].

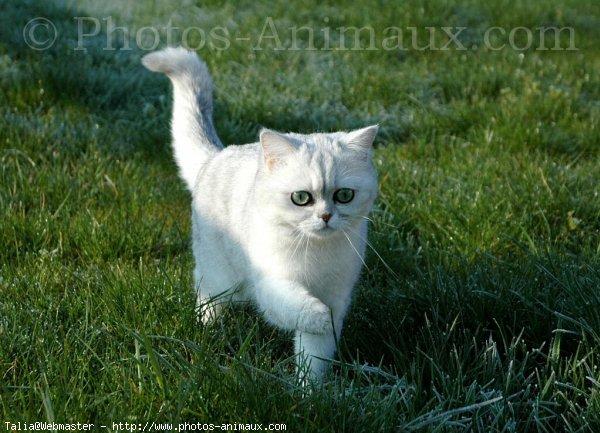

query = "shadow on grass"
[[0, 1, 168, 157], [342, 239, 600, 376]]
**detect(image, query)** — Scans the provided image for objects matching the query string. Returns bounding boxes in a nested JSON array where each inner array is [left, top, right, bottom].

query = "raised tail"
[[142, 47, 223, 191]]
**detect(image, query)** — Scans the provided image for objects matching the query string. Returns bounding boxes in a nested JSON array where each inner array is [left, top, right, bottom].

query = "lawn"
[[1, 0, 599, 431]]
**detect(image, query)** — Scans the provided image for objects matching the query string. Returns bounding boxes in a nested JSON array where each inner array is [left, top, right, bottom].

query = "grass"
[[1, 0, 599, 431]]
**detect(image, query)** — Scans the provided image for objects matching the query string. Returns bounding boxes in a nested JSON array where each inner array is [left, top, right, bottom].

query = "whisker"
[[346, 225, 400, 281], [303, 232, 310, 275], [341, 229, 369, 270], [360, 215, 402, 230], [288, 229, 305, 258]]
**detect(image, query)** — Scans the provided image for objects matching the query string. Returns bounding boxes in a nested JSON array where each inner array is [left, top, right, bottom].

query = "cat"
[[142, 47, 378, 380]]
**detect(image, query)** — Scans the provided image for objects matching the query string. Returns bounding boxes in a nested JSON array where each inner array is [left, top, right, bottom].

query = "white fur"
[[142, 47, 223, 190], [142, 47, 378, 380]]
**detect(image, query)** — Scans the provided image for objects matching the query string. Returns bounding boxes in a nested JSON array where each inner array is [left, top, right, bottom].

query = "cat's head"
[[256, 126, 379, 240]]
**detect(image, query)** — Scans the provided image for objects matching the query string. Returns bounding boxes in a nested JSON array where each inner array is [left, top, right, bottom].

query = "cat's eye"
[[291, 191, 313, 206], [334, 188, 354, 204]]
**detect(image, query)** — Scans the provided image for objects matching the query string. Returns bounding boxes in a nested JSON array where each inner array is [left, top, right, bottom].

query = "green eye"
[[334, 188, 354, 204], [291, 191, 313, 206]]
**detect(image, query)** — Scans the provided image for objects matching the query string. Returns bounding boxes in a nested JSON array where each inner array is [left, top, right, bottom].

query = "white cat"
[[142, 47, 378, 380]]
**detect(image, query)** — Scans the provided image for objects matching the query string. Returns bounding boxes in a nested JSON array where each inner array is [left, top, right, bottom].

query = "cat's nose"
[[321, 213, 332, 223]]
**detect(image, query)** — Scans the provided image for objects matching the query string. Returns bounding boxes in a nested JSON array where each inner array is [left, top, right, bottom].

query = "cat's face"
[[257, 126, 378, 240]]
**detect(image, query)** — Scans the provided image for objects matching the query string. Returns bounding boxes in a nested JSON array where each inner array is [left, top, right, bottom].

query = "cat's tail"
[[142, 47, 223, 191]]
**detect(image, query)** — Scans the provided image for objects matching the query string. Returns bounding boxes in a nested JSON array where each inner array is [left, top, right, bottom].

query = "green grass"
[[1, 0, 600, 431]]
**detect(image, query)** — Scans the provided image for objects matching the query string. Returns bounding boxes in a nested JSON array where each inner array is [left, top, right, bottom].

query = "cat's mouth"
[[298, 218, 346, 239], [305, 225, 337, 239]]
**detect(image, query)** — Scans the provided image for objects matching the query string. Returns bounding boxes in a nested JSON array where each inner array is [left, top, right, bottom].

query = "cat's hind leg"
[[195, 267, 244, 324], [195, 267, 222, 324], [193, 238, 241, 325]]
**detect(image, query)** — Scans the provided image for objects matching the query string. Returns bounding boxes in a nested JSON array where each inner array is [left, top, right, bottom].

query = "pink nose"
[[321, 213, 332, 223]]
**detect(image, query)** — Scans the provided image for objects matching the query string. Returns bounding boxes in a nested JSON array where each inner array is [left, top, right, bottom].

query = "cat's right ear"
[[259, 129, 295, 170]]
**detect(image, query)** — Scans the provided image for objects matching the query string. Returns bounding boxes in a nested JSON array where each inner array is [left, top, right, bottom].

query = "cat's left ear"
[[260, 128, 295, 170], [345, 125, 379, 152]]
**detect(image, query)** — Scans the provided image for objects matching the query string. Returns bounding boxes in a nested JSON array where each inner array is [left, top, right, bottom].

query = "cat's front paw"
[[298, 299, 332, 335]]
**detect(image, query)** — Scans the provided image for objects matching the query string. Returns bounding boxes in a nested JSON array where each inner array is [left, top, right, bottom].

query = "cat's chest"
[[283, 237, 362, 291]]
